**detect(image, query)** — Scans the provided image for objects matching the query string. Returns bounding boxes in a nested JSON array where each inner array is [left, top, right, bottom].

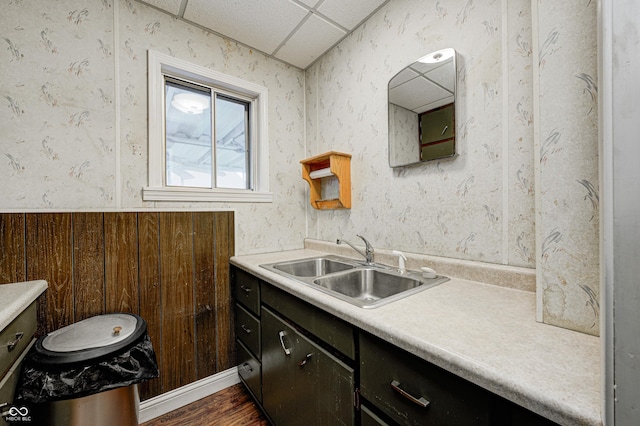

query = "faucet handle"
[[356, 235, 373, 252]]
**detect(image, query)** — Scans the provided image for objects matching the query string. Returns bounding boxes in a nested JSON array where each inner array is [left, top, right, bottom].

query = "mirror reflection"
[[388, 48, 457, 167]]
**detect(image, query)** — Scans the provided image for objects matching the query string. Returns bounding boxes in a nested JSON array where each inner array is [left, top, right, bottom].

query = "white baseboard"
[[138, 367, 241, 424]]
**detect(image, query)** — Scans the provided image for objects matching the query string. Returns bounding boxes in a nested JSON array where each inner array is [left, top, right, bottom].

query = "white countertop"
[[0, 280, 48, 331], [231, 249, 601, 426]]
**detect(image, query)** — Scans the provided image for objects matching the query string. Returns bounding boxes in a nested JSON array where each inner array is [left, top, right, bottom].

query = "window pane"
[[165, 81, 212, 188], [215, 95, 249, 189]]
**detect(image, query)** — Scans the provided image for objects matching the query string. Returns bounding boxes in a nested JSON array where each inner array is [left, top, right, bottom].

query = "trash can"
[[15, 313, 159, 426]]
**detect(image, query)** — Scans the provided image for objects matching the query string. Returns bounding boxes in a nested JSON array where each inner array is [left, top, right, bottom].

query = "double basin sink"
[[260, 255, 449, 309]]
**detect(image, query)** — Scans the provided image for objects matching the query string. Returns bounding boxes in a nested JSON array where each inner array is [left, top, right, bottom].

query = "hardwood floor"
[[141, 384, 269, 426]]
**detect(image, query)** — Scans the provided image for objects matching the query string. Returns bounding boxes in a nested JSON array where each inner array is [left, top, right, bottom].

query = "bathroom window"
[[144, 50, 271, 202]]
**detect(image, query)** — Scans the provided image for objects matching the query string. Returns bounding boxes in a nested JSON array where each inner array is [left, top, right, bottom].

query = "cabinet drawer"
[[0, 302, 36, 378], [237, 340, 262, 403], [233, 267, 260, 316], [235, 303, 261, 358], [261, 283, 355, 359], [360, 332, 491, 426]]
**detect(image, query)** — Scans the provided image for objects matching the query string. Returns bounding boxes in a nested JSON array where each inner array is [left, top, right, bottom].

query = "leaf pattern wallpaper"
[[534, 0, 599, 335], [0, 0, 309, 255], [305, 0, 598, 335], [1, 0, 598, 335]]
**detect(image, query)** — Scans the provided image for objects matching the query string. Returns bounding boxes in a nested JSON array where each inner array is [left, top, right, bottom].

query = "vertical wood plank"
[[73, 212, 105, 321], [104, 212, 139, 314], [228, 211, 235, 260], [26, 213, 73, 335], [159, 212, 195, 391], [0, 213, 26, 284], [193, 212, 217, 380], [138, 211, 162, 400], [214, 211, 234, 372]]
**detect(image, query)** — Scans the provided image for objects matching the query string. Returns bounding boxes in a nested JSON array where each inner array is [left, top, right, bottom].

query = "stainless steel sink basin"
[[313, 268, 421, 300], [271, 257, 355, 277], [260, 255, 448, 308]]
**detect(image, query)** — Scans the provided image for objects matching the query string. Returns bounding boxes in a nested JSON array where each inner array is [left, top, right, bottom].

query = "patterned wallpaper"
[[1, 0, 599, 335], [305, 0, 599, 335], [534, 0, 599, 335], [306, 0, 536, 268], [0, 0, 308, 255]]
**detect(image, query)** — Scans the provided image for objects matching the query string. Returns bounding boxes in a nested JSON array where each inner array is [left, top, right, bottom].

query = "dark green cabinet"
[[232, 266, 558, 426], [262, 307, 355, 425], [233, 266, 355, 425]]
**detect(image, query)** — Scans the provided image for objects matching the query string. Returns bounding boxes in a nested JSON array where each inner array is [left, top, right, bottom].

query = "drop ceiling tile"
[[411, 61, 456, 93], [184, 0, 309, 54], [389, 68, 419, 89], [389, 77, 451, 112], [139, 0, 184, 15], [317, 0, 387, 29], [275, 14, 345, 69]]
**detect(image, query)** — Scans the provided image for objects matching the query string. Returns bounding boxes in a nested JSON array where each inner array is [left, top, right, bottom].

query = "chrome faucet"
[[337, 235, 374, 264]]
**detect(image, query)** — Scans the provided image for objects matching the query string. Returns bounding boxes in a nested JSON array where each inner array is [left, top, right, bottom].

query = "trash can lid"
[[42, 313, 139, 352], [27, 313, 148, 367]]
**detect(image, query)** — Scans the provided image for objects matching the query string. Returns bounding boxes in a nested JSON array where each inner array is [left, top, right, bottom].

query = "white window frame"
[[143, 50, 271, 202]]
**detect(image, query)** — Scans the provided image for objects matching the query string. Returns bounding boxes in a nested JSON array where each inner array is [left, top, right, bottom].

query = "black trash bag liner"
[[15, 333, 159, 404]]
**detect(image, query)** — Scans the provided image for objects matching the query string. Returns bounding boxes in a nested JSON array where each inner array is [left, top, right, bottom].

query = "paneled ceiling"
[[137, 0, 390, 69]]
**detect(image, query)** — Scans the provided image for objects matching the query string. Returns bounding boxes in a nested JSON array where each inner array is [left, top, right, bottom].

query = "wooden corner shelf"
[[300, 151, 351, 209]]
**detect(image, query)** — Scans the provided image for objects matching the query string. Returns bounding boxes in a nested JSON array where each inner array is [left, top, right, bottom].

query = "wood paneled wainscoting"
[[0, 211, 235, 401]]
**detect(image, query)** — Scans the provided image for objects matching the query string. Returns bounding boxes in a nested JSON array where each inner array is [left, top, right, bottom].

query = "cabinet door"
[[419, 104, 455, 144], [262, 307, 354, 426], [419, 103, 455, 161]]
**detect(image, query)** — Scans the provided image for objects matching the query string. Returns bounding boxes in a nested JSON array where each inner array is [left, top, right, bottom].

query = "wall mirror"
[[388, 48, 457, 167]]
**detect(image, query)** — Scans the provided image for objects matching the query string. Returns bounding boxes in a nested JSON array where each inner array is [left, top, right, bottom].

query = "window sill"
[[142, 187, 273, 203]]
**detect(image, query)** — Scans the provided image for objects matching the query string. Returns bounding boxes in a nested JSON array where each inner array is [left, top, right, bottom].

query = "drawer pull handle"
[[7, 332, 24, 352], [278, 331, 291, 355], [242, 362, 253, 373], [391, 380, 430, 408], [241, 324, 252, 334], [240, 285, 252, 294], [298, 353, 312, 367]]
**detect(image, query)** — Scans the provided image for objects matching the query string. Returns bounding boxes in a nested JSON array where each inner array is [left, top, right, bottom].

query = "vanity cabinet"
[[233, 266, 356, 425], [233, 266, 558, 426]]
